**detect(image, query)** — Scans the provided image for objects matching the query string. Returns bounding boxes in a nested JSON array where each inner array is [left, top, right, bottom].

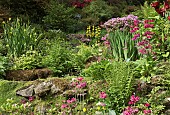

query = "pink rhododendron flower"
[[99, 92, 107, 99]]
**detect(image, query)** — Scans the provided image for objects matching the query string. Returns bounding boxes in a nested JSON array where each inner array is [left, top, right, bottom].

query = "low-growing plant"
[[11, 50, 43, 70], [42, 39, 74, 76], [0, 55, 8, 78]]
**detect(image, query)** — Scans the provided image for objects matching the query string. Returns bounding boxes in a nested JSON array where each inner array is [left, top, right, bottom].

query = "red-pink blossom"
[[144, 24, 154, 28], [143, 109, 151, 114], [61, 104, 68, 109], [144, 103, 150, 107], [77, 77, 84, 81], [29, 96, 34, 102], [128, 95, 140, 105], [99, 92, 107, 99], [139, 48, 147, 55]]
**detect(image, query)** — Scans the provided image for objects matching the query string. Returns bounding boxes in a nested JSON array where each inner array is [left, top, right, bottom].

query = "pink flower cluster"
[[101, 34, 110, 47], [130, 19, 155, 55], [123, 106, 139, 115], [144, 20, 154, 29], [99, 91, 107, 99], [70, 77, 87, 89], [128, 95, 140, 105], [123, 95, 152, 115], [71, 0, 92, 8], [61, 97, 77, 109]]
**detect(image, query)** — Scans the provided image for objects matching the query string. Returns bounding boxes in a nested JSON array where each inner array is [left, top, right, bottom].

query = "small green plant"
[[11, 50, 42, 70], [2, 18, 43, 58], [0, 97, 35, 114], [0, 55, 8, 78]]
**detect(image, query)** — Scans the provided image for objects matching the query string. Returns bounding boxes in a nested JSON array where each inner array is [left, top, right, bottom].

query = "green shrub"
[[2, 18, 43, 58], [132, 1, 158, 20], [81, 0, 114, 25], [0, 0, 47, 23], [72, 44, 99, 73], [43, 0, 78, 33]]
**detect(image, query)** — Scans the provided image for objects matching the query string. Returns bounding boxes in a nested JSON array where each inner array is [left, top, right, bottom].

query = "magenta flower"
[[130, 27, 139, 33], [61, 104, 68, 109], [123, 110, 131, 115], [143, 109, 151, 114], [132, 33, 140, 40], [146, 35, 153, 39], [67, 99, 72, 104], [139, 48, 147, 55], [143, 31, 154, 36], [144, 103, 150, 107], [133, 20, 139, 26], [123, 106, 139, 115], [67, 97, 77, 104], [71, 97, 76, 103], [29, 96, 34, 102], [128, 95, 140, 105], [103, 40, 110, 45], [145, 44, 152, 49], [77, 77, 84, 81], [137, 40, 149, 46], [99, 92, 107, 99], [144, 24, 154, 28], [76, 82, 87, 88]]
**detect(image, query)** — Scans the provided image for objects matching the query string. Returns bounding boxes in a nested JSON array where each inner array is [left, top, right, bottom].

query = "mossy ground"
[[0, 80, 26, 104]]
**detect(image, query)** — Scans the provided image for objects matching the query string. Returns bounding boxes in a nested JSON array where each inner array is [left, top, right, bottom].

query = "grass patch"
[[0, 80, 26, 105]]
